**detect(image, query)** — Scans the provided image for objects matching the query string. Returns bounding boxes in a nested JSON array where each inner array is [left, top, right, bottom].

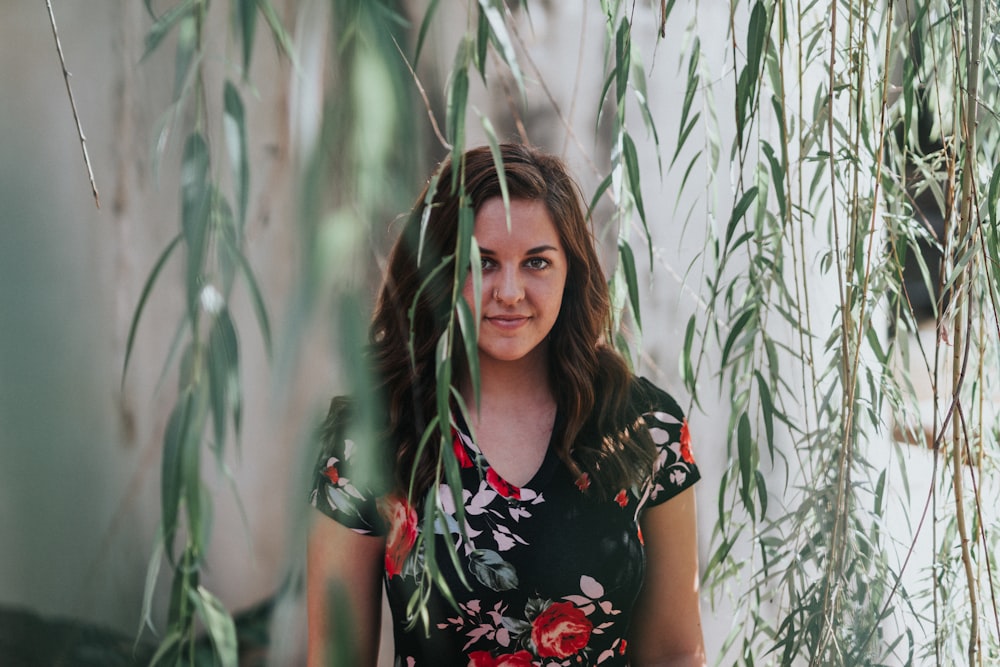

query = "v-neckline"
[[454, 407, 562, 492]]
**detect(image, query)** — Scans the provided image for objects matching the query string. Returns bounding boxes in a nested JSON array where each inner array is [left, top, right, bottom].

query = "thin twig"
[[46, 0, 100, 209], [391, 36, 449, 150]]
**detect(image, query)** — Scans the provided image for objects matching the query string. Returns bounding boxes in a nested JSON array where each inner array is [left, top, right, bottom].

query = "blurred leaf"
[[123, 234, 183, 384], [447, 43, 471, 168], [191, 586, 238, 667], [235, 0, 258, 75], [257, 0, 297, 65], [182, 378, 210, 558], [143, 0, 196, 61], [223, 236, 273, 357], [223, 82, 249, 232], [477, 0, 525, 95], [414, 0, 441, 66], [475, 6, 489, 80], [208, 308, 240, 452], [180, 132, 211, 321], [173, 15, 197, 99], [480, 114, 510, 229]]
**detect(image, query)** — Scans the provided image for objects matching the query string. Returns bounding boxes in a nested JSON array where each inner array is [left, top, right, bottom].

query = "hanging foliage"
[[124, 0, 1000, 664]]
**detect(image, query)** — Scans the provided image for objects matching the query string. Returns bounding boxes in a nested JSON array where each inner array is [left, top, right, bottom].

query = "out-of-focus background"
[[4, 1, 999, 665], [0, 2, 733, 664]]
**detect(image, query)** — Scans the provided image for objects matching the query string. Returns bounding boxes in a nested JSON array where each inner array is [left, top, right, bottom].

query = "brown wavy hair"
[[368, 143, 656, 500]]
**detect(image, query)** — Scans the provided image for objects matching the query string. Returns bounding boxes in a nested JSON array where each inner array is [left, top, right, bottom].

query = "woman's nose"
[[493, 268, 524, 304]]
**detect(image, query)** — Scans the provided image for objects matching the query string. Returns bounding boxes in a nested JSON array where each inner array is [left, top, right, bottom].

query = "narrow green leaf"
[[621, 133, 650, 255], [737, 412, 754, 520], [162, 389, 192, 561], [173, 15, 197, 99], [475, 6, 489, 80], [143, 0, 196, 61], [724, 186, 759, 251], [223, 81, 249, 231], [587, 171, 614, 219], [480, 114, 510, 229], [256, 0, 297, 64], [208, 308, 240, 452], [456, 298, 480, 408], [182, 378, 209, 557], [418, 172, 442, 267], [754, 469, 767, 518], [147, 628, 184, 667], [455, 203, 475, 288], [135, 539, 164, 645], [181, 133, 211, 322], [614, 18, 630, 105], [123, 234, 183, 385], [745, 1, 767, 90], [753, 370, 774, 462], [225, 238, 273, 357], [446, 41, 471, 177], [191, 586, 238, 667], [988, 161, 1000, 226], [618, 240, 642, 330], [762, 141, 786, 222], [721, 308, 755, 371], [680, 314, 696, 394], [235, 0, 258, 75], [414, 0, 441, 66], [674, 45, 700, 159], [435, 334, 452, 430], [477, 0, 525, 94], [874, 470, 886, 518]]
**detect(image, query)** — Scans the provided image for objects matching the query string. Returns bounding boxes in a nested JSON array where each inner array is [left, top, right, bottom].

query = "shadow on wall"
[[0, 107, 149, 653]]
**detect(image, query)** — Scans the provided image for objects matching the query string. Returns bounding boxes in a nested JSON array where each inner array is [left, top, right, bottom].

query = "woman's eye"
[[526, 257, 549, 270], [479, 258, 496, 271]]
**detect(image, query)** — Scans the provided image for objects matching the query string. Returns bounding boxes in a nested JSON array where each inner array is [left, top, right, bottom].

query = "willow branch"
[[46, 0, 100, 209], [952, 0, 984, 662]]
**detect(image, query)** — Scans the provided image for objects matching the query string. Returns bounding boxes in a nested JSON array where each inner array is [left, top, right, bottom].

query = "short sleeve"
[[633, 378, 701, 508], [309, 397, 389, 536]]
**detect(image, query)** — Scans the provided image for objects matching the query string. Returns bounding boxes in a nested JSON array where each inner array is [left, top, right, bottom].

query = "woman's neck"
[[464, 350, 555, 413]]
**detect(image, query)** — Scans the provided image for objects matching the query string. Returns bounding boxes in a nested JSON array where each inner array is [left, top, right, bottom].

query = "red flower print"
[[575, 473, 591, 492], [467, 650, 536, 667], [486, 467, 521, 500], [322, 463, 340, 485], [452, 430, 474, 468], [679, 419, 695, 463], [614, 489, 628, 507], [637, 524, 644, 546], [530, 601, 593, 659], [382, 496, 418, 577], [619, 639, 627, 655]]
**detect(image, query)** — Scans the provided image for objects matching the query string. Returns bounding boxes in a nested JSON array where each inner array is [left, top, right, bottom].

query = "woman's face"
[[462, 197, 568, 368]]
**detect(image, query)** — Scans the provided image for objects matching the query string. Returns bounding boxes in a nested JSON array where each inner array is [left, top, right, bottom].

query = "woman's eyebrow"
[[478, 244, 559, 256]]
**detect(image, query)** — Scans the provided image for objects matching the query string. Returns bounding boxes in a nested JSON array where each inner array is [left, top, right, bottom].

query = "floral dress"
[[310, 377, 700, 667]]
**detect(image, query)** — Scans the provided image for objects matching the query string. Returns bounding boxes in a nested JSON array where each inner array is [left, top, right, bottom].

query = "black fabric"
[[311, 376, 700, 666]]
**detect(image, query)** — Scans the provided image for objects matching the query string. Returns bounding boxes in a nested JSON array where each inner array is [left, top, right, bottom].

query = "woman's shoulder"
[[625, 375, 685, 421]]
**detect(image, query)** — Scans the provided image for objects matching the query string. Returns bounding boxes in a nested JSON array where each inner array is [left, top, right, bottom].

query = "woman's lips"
[[485, 315, 529, 330]]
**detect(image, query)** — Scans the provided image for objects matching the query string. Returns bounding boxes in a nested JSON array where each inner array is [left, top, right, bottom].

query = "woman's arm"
[[628, 486, 707, 667], [307, 511, 386, 667]]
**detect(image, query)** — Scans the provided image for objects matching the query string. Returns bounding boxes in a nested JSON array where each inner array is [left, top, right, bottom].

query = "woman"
[[308, 143, 705, 666]]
